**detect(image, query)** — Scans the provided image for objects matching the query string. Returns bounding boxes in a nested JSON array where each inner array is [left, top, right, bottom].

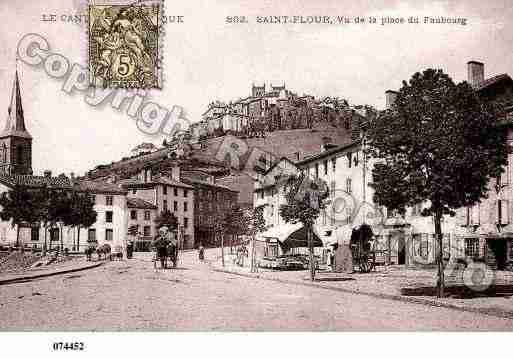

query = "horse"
[[85, 246, 95, 261], [96, 243, 111, 260], [167, 244, 177, 268]]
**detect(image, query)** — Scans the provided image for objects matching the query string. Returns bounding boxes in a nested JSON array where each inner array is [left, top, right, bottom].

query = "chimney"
[[171, 165, 180, 181], [385, 90, 398, 109], [467, 61, 484, 87], [44, 170, 52, 178]]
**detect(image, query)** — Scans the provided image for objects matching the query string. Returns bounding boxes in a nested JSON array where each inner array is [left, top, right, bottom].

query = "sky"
[[0, 0, 512, 176]]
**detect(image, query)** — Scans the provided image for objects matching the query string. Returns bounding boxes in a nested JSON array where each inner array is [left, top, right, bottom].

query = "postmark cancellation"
[[88, 2, 162, 88]]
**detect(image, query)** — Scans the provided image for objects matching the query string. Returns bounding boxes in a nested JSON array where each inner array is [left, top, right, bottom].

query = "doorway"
[[486, 239, 508, 270]]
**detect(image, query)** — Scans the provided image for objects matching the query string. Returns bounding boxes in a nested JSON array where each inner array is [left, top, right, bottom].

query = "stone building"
[[181, 170, 239, 247], [127, 197, 158, 251], [120, 167, 195, 249]]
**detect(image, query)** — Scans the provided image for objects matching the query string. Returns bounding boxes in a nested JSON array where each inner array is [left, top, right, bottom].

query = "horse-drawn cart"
[[152, 244, 177, 269]]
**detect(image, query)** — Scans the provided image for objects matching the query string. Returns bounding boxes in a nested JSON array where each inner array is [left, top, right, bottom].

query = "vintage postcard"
[[0, 0, 512, 357]]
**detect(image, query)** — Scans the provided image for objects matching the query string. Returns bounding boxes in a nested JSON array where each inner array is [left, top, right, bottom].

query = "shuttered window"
[[498, 200, 509, 225]]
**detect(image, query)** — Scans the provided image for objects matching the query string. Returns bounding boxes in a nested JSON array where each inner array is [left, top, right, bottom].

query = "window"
[[184, 218, 189, 228], [144, 211, 151, 220], [105, 229, 113, 241], [323, 160, 328, 175], [143, 226, 151, 236], [332, 158, 336, 172], [411, 203, 422, 217], [347, 152, 352, 168], [163, 186, 167, 195], [106, 196, 113, 206], [88, 229, 96, 242], [467, 204, 480, 225], [465, 238, 479, 258], [163, 200, 168, 211], [106, 211, 113, 223], [31, 227, 39, 241], [174, 201, 178, 211], [1, 144, 6, 163], [498, 200, 510, 225], [130, 210, 137, 220], [499, 162, 509, 187], [184, 189, 189, 197], [315, 163, 319, 178], [174, 188, 178, 196], [16, 145, 23, 165], [184, 202, 188, 212], [346, 178, 352, 194], [50, 228, 59, 242]]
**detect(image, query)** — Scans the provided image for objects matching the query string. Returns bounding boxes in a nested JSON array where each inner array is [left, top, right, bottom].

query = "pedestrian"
[[198, 244, 205, 261], [126, 240, 134, 259]]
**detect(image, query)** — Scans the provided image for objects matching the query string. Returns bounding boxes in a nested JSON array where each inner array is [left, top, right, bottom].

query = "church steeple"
[[0, 69, 33, 175], [3, 70, 31, 139]]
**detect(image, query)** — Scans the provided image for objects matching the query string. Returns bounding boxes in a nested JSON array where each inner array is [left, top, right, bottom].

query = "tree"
[[248, 205, 268, 272], [212, 213, 228, 267], [366, 68, 508, 297], [154, 210, 179, 232], [67, 191, 97, 252], [279, 174, 329, 280], [48, 190, 73, 251], [0, 185, 39, 248], [223, 205, 249, 252], [33, 187, 52, 255]]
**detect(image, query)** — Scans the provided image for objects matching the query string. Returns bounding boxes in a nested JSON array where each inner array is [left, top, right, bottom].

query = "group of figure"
[[152, 226, 178, 269], [235, 245, 249, 267]]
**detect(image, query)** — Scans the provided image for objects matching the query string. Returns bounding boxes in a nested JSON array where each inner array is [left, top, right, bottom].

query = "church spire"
[[3, 69, 32, 139]]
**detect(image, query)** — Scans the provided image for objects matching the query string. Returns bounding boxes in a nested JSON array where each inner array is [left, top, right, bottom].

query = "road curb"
[[0, 261, 104, 285], [212, 266, 513, 320]]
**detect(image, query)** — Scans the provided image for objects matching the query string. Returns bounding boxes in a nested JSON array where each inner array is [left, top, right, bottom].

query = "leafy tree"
[[0, 185, 39, 247], [67, 191, 97, 251], [154, 210, 179, 232], [33, 187, 52, 254], [223, 205, 249, 251], [279, 174, 329, 280], [48, 190, 73, 251], [366, 68, 508, 297], [248, 205, 268, 272]]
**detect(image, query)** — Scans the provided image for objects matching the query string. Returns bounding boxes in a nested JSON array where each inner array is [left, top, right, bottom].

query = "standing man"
[[153, 227, 170, 269]]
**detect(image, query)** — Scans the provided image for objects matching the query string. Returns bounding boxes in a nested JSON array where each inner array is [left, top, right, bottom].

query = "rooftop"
[[75, 180, 127, 195], [296, 141, 361, 166], [476, 74, 513, 91], [127, 197, 157, 209], [120, 175, 194, 189], [0, 174, 72, 189]]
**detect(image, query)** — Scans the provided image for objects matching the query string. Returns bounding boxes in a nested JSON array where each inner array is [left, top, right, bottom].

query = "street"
[[0, 250, 512, 331]]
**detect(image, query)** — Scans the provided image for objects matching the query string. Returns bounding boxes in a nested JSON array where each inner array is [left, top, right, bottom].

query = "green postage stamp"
[[89, 1, 162, 88]]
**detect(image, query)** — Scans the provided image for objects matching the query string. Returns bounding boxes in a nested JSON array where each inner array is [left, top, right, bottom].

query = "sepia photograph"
[[0, 0, 513, 356]]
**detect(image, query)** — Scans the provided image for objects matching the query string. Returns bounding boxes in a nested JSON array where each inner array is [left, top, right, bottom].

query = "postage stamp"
[[88, 2, 162, 88]]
